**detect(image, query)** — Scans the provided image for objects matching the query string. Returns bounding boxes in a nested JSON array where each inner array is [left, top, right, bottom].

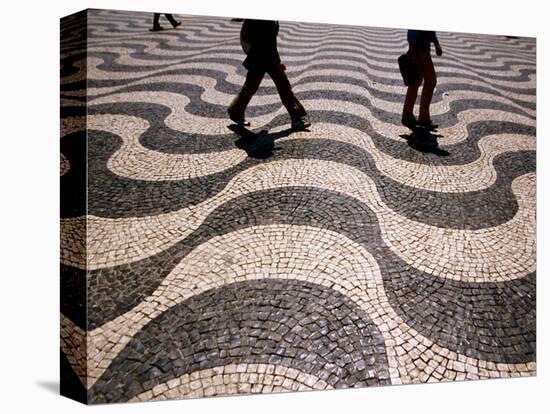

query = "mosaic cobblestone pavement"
[[60, 9, 536, 403]]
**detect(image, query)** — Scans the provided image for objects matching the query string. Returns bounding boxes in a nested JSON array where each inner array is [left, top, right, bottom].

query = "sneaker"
[[173, 21, 182, 28], [291, 117, 311, 131]]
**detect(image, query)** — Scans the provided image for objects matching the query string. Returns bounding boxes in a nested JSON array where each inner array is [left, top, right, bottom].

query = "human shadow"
[[228, 124, 296, 159], [399, 127, 450, 156]]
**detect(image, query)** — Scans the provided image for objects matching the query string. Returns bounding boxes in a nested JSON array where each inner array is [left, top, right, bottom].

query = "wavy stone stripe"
[[59, 118, 536, 225], [84, 16, 516, 52], [60, 313, 86, 387], [86, 223, 534, 388], [84, 90, 535, 148], [78, 42, 535, 89], [88, 279, 390, 402], [71, 69, 534, 121], [61, 45, 535, 99], [70, 54, 536, 105], [60, 10, 536, 400], [62, 48, 534, 103], [83, 15, 535, 72], [64, 68, 535, 114], [87, 225, 389, 385], [63, 158, 535, 283], [79, 28, 535, 76], [61, 112, 535, 195], [94, 114, 246, 180], [81, 30, 534, 68], [85, 77, 534, 137], [78, 98, 533, 162], [74, 137, 534, 322], [93, 114, 538, 194], [61, 97, 534, 178], [129, 364, 332, 401], [75, 177, 532, 334], [79, 180, 534, 327], [77, 53, 533, 98], [86, 12, 525, 51], [59, 145, 531, 326], [96, 53, 533, 102]]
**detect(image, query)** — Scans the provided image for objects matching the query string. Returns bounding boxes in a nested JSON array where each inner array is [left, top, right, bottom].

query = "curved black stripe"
[[82, 93, 534, 160], [60, 350, 87, 403], [89, 279, 390, 403], [59, 114, 534, 219], [82, 186, 535, 367], [80, 46, 536, 91]]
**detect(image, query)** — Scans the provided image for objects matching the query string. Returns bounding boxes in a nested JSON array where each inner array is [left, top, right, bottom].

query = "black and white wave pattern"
[[60, 9, 536, 403]]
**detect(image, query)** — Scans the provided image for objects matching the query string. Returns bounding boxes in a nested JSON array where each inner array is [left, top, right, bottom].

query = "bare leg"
[[228, 70, 264, 123], [403, 82, 420, 121], [417, 51, 437, 123]]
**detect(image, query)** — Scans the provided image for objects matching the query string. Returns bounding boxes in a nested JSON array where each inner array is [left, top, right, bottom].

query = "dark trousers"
[[153, 13, 178, 28], [228, 65, 306, 122]]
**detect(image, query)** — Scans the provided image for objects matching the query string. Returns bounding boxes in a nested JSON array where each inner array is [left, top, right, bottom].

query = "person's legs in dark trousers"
[[228, 70, 265, 123], [267, 65, 307, 122], [152, 13, 161, 31], [164, 14, 181, 28]]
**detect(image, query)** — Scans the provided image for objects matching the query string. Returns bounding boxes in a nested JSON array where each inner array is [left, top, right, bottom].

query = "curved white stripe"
[[83, 31, 535, 72], [61, 158, 535, 285], [67, 63, 534, 112], [69, 47, 536, 95], [82, 91, 535, 147], [63, 29, 536, 92], [62, 111, 534, 193], [87, 14, 531, 53], [87, 114, 246, 180], [84, 28, 535, 71], [129, 363, 331, 401], [88, 224, 535, 388], [75, 43, 537, 101], [85, 13, 535, 62], [60, 313, 87, 387]]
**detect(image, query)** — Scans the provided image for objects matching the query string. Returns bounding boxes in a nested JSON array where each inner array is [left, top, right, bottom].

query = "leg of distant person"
[[164, 14, 181, 28], [152, 13, 161, 31], [228, 70, 265, 124]]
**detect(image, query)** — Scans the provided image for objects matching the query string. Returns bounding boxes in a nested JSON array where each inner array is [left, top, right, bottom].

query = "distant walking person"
[[228, 19, 311, 130], [401, 30, 443, 130], [150, 13, 181, 32]]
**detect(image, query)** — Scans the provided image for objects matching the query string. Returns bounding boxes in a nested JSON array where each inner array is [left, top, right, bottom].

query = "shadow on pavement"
[[400, 127, 450, 156], [228, 124, 297, 159]]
